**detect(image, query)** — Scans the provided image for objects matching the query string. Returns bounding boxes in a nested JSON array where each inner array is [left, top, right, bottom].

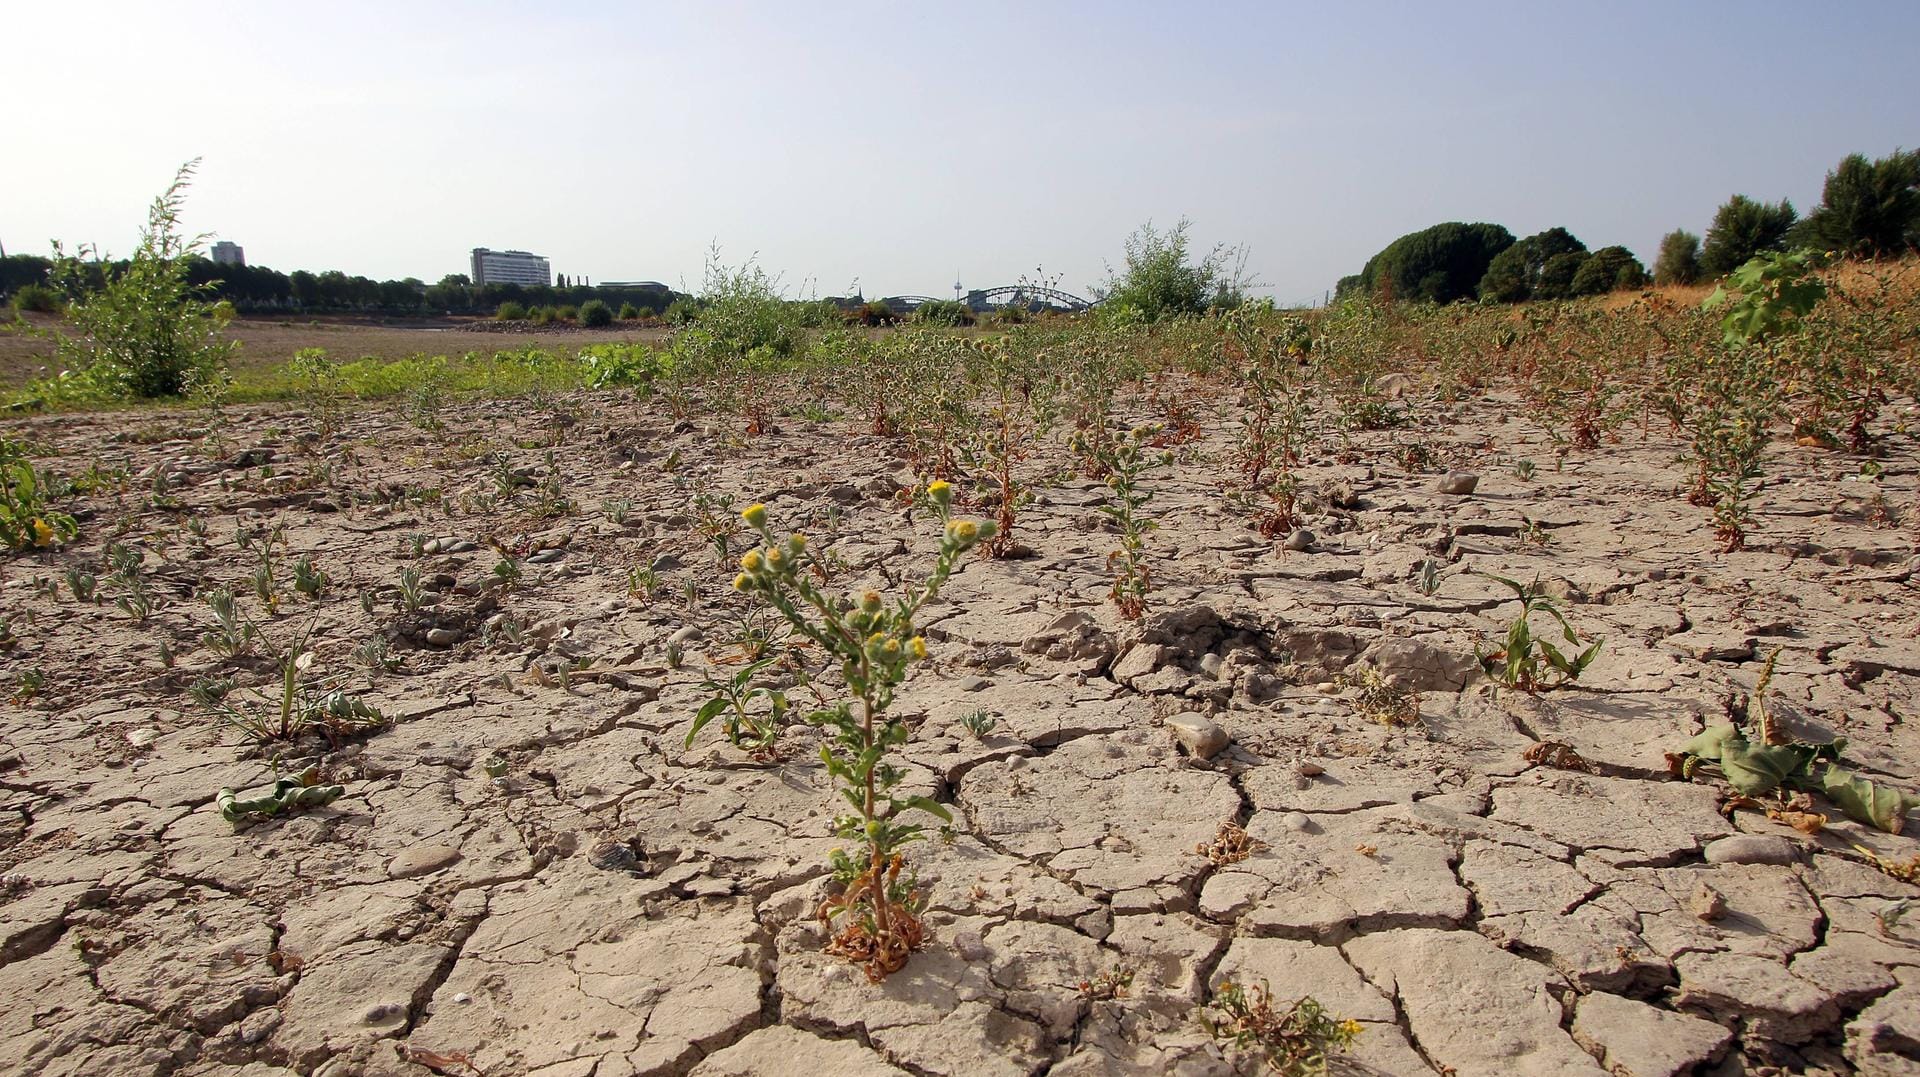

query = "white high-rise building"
[[210, 241, 245, 267], [470, 248, 551, 287]]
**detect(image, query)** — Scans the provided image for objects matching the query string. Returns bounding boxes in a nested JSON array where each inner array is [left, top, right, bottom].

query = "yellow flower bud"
[[732, 573, 750, 591], [787, 534, 807, 556], [948, 519, 980, 545], [909, 636, 928, 660], [741, 503, 768, 529], [31, 518, 54, 546], [860, 590, 882, 613], [766, 547, 787, 571], [882, 638, 901, 659], [740, 549, 764, 573], [927, 480, 952, 505]]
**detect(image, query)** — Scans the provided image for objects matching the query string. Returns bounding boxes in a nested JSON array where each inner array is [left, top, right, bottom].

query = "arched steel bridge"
[[880, 285, 1094, 313]]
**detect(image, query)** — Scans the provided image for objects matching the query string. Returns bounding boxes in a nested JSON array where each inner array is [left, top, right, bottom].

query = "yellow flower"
[[787, 534, 807, 555], [909, 636, 928, 660], [1337, 1018, 1364, 1039], [741, 503, 768, 529], [927, 480, 952, 505], [740, 549, 764, 573], [732, 573, 750, 591], [881, 638, 901, 659], [766, 547, 787, 570], [948, 519, 980, 545], [31, 518, 54, 546], [860, 590, 882, 613]]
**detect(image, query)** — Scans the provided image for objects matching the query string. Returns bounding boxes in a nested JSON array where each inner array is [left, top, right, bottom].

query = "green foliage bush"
[[495, 300, 528, 320], [1342, 222, 1514, 305], [1569, 246, 1648, 296], [578, 299, 614, 327], [1654, 230, 1703, 286], [1100, 219, 1247, 322], [912, 299, 974, 326], [1701, 195, 1796, 276], [556, 305, 579, 322], [1793, 150, 1920, 258], [1534, 251, 1590, 301], [616, 302, 640, 320], [46, 161, 236, 400], [1478, 228, 1586, 303], [9, 284, 61, 313]]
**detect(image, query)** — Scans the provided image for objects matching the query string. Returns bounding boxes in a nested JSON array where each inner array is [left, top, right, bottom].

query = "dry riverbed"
[[3, 384, 1919, 1076]]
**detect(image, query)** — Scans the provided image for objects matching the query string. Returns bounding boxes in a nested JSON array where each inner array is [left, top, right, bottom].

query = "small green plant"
[[492, 556, 523, 590], [1078, 965, 1136, 1001], [202, 587, 258, 658], [1204, 980, 1362, 1077], [627, 566, 662, 600], [1512, 458, 1536, 481], [0, 450, 79, 550], [291, 555, 328, 599], [1672, 650, 1920, 834], [602, 497, 633, 526], [12, 666, 47, 704], [1097, 429, 1171, 620], [64, 567, 99, 603], [720, 491, 991, 981], [352, 635, 401, 675], [395, 566, 427, 613], [960, 708, 997, 740], [1415, 558, 1442, 597], [195, 622, 386, 745], [1478, 575, 1601, 692], [686, 656, 789, 757]]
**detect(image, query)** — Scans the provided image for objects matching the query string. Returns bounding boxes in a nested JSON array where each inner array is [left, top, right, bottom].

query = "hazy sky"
[[6, 1, 1916, 305]]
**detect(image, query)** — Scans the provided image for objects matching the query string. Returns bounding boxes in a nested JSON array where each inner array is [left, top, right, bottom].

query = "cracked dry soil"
[[3, 383, 1920, 1077]]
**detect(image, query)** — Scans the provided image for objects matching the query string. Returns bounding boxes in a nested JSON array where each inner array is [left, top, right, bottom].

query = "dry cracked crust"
[[2, 386, 1919, 1077]]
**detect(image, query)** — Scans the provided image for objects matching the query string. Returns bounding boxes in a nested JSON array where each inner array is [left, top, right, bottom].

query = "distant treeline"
[[1335, 148, 1920, 305], [0, 254, 682, 316]]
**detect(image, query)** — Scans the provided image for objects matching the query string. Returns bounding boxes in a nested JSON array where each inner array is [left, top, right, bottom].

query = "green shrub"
[[495, 300, 528, 320], [664, 297, 700, 324], [579, 299, 614, 327], [1654, 230, 1703, 286], [1341, 222, 1515, 305], [616, 302, 640, 320], [531, 306, 558, 325], [1534, 251, 1590, 300], [1569, 246, 1648, 296], [1100, 218, 1248, 322], [556, 305, 579, 322], [1793, 150, 1920, 258], [9, 284, 61, 313], [49, 161, 236, 399], [1701, 195, 1797, 276], [1478, 228, 1586, 303], [912, 299, 974, 326]]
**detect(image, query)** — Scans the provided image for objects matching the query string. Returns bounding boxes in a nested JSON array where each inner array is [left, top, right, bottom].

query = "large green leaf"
[[1818, 764, 1920, 834], [684, 696, 730, 748], [1682, 726, 1831, 796]]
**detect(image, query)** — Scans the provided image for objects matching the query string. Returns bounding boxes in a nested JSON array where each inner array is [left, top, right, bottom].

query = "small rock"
[[424, 627, 461, 648], [951, 931, 990, 961], [959, 676, 989, 693], [1198, 653, 1224, 678], [1690, 882, 1727, 921], [652, 553, 683, 571], [668, 625, 705, 645], [1437, 471, 1479, 496], [1166, 714, 1229, 759], [825, 483, 862, 504], [527, 548, 565, 564], [1297, 760, 1324, 778], [1283, 529, 1314, 552], [1282, 812, 1312, 832], [388, 845, 462, 880], [125, 728, 159, 748], [1704, 834, 1798, 866]]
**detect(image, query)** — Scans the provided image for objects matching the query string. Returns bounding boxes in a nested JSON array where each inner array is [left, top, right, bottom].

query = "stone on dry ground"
[[2, 386, 1918, 1076]]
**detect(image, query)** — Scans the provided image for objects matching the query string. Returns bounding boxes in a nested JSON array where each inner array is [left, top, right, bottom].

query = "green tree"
[[1793, 150, 1920, 258], [1569, 246, 1648, 296], [1701, 195, 1796, 276], [579, 299, 614, 327], [616, 302, 640, 320], [1654, 230, 1703, 286], [1099, 218, 1249, 322], [1535, 251, 1590, 300], [51, 160, 235, 399], [1478, 227, 1586, 303], [495, 300, 527, 320], [1341, 222, 1514, 305]]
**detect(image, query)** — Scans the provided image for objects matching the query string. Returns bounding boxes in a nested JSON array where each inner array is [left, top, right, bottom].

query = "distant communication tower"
[[954, 274, 963, 301]]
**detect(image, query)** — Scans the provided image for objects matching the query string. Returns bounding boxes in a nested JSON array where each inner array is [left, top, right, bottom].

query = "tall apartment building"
[[470, 248, 551, 287], [210, 241, 245, 267]]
